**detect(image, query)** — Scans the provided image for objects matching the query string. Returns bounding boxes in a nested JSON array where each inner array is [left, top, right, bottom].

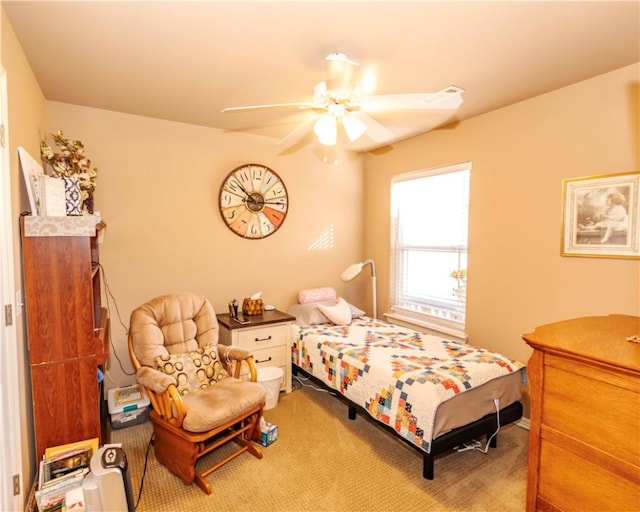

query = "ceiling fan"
[[221, 53, 464, 149]]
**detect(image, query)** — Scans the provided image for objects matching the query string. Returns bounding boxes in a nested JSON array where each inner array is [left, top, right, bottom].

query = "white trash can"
[[257, 367, 284, 410]]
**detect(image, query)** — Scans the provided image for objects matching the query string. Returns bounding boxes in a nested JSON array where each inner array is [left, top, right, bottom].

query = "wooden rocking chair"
[[128, 292, 266, 494]]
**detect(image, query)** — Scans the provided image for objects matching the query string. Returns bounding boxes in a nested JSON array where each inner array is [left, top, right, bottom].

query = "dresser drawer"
[[235, 324, 288, 351], [538, 438, 639, 512], [543, 358, 639, 465]]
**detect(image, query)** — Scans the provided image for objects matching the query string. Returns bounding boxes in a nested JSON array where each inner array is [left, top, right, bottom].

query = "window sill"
[[384, 312, 468, 342]]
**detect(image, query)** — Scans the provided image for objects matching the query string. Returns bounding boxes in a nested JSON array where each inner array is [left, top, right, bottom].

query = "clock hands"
[[235, 182, 257, 204]]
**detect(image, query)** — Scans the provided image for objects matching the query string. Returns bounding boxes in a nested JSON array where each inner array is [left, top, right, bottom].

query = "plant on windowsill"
[[450, 269, 467, 302], [40, 130, 98, 214]]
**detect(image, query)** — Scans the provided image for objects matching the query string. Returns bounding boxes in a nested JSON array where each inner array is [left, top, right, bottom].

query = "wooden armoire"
[[21, 215, 110, 461]]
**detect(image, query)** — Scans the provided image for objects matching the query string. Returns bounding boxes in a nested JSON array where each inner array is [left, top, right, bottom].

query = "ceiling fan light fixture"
[[314, 115, 337, 146], [342, 114, 367, 142]]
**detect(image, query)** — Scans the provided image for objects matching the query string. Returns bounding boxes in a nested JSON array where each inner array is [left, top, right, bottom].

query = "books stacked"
[[35, 438, 98, 512]]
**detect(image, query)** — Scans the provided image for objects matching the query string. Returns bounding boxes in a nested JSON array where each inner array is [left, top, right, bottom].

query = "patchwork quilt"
[[291, 317, 524, 454]]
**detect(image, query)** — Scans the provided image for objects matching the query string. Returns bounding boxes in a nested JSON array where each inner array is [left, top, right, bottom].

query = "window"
[[389, 162, 470, 337]]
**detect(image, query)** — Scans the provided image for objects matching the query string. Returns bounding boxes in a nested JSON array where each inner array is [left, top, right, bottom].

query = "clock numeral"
[[226, 179, 239, 192], [236, 169, 251, 188], [222, 205, 245, 222], [251, 165, 264, 180], [258, 212, 273, 234], [244, 215, 262, 239], [221, 191, 244, 208]]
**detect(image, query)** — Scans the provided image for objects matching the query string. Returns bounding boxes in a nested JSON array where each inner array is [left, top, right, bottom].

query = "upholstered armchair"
[[128, 292, 266, 494]]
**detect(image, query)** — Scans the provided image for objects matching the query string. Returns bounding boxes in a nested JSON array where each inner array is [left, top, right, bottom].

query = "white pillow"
[[317, 297, 352, 325], [287, 300, 365, 327]]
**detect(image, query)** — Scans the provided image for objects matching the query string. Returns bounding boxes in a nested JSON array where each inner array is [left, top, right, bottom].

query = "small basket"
[[242, 298, 264, 316]]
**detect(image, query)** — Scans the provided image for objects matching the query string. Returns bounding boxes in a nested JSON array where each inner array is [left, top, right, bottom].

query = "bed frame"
[[293, 364, 523, 480]]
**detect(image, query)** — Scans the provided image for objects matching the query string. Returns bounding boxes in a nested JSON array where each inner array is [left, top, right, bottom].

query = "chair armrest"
[[136, 366, 175, 393], [135, 367, 187, 426], [218, 345, 251, 362], [218, 345, 259, 381]]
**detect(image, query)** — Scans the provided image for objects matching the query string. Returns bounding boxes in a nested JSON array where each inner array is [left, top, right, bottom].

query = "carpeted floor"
[[113, 379, 528, 511]]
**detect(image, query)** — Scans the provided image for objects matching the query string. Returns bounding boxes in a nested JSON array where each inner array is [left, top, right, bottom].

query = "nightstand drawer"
[[251, 346, 287, 367], [236, 325, 288, 351]]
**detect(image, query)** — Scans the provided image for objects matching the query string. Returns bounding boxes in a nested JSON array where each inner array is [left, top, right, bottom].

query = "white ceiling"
[[4, 1, 639, 152]]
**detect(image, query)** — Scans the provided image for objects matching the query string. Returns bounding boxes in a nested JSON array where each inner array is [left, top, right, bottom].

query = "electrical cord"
[[455, 398, 501, 454], [134, 432, 154, 510], [293, 374, 338, 396], [97, 263, 135, 377]]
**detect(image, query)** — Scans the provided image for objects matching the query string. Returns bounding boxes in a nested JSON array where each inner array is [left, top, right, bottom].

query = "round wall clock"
[[218, 163, 289, 239]]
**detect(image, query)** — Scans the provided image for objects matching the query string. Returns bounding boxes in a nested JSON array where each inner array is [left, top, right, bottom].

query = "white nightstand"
[[217, 309, 294, 393]]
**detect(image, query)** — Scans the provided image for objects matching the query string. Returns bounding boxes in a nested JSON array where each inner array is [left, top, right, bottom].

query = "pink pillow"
[[317, 297, 352, 325], [298, 287, 337, 304]]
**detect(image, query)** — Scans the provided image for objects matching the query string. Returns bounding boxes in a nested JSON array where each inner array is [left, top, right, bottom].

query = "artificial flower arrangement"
[[40, 130, 98, 213]]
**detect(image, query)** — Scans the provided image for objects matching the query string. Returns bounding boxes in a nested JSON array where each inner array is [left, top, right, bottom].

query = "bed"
[[287, 292, 525, 480]]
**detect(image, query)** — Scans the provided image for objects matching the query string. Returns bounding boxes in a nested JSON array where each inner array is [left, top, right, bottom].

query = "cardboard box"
[[260, 423, 278, 447]]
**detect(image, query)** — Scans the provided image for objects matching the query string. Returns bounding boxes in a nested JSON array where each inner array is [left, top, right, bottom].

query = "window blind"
[[390, 162, 470, 333]]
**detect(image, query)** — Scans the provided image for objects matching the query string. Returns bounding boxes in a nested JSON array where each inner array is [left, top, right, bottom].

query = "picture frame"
[[18, 146, 44, 215], [561, 171, 639, 259]]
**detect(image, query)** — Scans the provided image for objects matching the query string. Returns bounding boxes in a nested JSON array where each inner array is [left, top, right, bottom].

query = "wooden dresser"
[[21, 215, 110, 461], [522, 314, 639, 512]]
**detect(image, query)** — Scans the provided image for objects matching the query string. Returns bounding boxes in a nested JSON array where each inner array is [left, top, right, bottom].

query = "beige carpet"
[[112, 380, 528, 511]]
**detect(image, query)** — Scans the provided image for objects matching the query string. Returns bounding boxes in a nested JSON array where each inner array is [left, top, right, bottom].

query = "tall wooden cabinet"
[[21, 215, 110, 461], [522, 314, 640, 512]]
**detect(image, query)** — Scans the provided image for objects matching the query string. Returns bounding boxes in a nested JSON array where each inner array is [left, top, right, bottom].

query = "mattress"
[[291, 317, 524, 453]]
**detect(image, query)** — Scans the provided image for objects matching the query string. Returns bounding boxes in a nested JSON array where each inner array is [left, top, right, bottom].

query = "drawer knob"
[[255, 335, 272, 342], [255, 356, 273, 364]]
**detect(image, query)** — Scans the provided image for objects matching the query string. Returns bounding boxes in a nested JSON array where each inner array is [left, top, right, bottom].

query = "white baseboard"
[[516, 417, 530, 431]]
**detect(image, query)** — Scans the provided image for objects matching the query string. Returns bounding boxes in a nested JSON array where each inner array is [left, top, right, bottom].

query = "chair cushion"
[[181, 378, 267, 432], [129, 292, 219, 367], [155, 343, 229, 396]]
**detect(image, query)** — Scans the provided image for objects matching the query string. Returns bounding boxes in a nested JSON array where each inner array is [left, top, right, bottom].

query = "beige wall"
[[4, 2, 639, 495], [364, 63, 640, 374], [2, 8, 48, 494], [45, 102, 365, 387]]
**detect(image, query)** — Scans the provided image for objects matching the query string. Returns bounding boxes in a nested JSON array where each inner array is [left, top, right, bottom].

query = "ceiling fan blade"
[[277, 115, 320, 149], [350, 111, 394, 143], [360, 85, 464, 112], [221, 102, 315, 113]]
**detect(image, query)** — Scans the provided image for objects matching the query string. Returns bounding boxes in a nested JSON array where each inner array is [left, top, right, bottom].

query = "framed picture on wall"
[[561, 171, 639, 259]]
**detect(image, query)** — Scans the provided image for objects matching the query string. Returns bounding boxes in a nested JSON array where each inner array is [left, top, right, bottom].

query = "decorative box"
[[242, 298, 264, 316]]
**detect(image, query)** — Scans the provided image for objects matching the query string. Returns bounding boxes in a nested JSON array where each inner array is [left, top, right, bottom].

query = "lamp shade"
[[340, 259, 377, 319], [341, 262, 364, 281], [314, 115, 338, 146]]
